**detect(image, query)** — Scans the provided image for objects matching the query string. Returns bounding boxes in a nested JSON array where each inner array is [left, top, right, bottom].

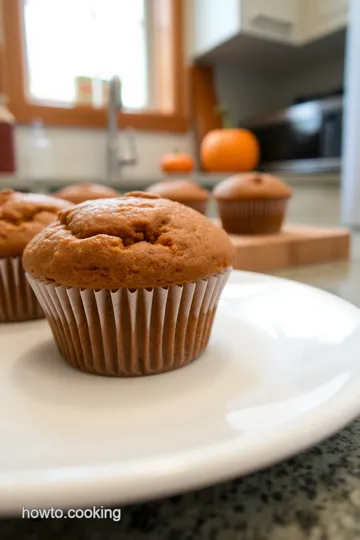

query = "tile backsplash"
[[14, 126, 191, 180]]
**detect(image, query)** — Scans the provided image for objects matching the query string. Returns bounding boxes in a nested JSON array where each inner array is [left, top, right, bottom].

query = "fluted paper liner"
[[27, 269, 230, 376], [217, 199, 288, 235], [0, 257, 43, 322]]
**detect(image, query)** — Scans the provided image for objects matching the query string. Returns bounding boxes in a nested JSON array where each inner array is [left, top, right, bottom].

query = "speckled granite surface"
[[2, 186, 360, 540]]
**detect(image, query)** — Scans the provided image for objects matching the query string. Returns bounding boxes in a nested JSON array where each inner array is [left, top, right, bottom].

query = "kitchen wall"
[[215, 53, 345, 125], [214, 64, 289, 124], [284, 54, 344, 102], [14, 126, 191, 181]]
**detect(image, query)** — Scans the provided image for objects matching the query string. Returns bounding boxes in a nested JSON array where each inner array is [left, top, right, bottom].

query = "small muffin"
[[54, 182, 119, 204], [146, 180, 210, 214], [23, 192, 234, 377], [213, 172, 292, 235], [0, 189, 73, 322]]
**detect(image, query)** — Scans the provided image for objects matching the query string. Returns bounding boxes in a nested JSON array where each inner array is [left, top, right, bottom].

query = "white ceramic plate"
[[1, 270, 360, 514]]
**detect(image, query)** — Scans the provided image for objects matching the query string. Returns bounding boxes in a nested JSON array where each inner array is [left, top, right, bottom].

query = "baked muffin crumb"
[[23, 193, 234, 289], [55, 182, 120, 204], [0, 189, 73, 257]]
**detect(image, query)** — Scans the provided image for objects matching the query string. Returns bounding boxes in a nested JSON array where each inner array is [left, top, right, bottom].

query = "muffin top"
[[147, 180, 210, 202], [23, 192, 234, 289], [0, 189, 73, 257], [213, 172, 292, 201], [55, 182, 119, 204]]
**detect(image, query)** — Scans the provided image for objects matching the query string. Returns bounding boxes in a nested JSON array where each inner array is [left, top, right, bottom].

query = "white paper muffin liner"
[[217, 199, 288, 235], [0, 257, 44, 322], [26, 269, 230, 377]]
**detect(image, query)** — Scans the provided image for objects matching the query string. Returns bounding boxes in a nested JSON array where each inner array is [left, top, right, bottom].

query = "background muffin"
[[0, 189, 73, 322], [24, 192, 234, 377], [213, 172, 292, 235], [146, 179, 210, 214], [54, 182, 119, 204]]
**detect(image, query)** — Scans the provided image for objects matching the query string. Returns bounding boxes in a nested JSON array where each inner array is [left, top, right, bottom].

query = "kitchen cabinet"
[[241, 0, 299, 45], [188, 0, 241, 59], [301, 0, 348, 42], [187, 0, 348, 61], [188, 0, 299, 60]]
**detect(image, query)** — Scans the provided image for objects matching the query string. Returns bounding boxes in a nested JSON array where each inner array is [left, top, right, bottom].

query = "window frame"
[[1, 0, 187, 132]]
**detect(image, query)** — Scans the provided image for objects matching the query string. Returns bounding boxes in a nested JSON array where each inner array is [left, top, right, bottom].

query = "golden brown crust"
[[55, 182, 120, 204], [146, 180, 210, 202], [23, 191, 234, 289], [213, 172, 292, 201], [0, 189, 73, 257]]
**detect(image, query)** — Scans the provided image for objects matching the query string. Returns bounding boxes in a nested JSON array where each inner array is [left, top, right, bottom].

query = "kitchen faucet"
[[107, 76, 137, 179]]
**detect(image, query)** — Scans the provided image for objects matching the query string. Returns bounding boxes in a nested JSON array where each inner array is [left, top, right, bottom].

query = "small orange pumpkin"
[[200, 109, 260, 172], [160, 151, 194, 174]]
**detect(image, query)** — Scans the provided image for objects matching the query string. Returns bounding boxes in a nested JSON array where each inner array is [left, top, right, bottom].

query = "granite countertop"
[[0, 172, 340, 192], [2, 186, 360, 540]]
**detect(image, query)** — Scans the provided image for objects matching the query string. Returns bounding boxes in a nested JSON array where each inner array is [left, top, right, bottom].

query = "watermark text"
[[22, 505, 121, 521]]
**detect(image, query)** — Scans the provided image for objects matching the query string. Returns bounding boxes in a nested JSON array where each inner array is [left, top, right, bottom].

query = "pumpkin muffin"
[[146, 179, 210, 214], [213, 172, 292, 234], [0, 189, 73, 322], [54, 182, 119, 204], [23, 192, 234, 377]]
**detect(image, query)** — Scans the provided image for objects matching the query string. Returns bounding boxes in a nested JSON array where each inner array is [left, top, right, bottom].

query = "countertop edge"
[[0, 173, 341, 191]]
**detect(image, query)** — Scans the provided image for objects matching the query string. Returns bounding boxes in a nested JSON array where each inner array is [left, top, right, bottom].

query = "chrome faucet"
[[107, 76, 137, 179]]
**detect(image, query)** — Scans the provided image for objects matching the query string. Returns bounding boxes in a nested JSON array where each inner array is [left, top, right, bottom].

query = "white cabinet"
[[300, 0, 348, 43], [242, 0, 299, 44], [187, 0, 348, 61], [188, 0, 299, 60], [187, 0, 241, 58]]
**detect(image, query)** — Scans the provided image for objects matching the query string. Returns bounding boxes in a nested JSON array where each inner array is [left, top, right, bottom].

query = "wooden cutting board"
[[216, 224, 351, 272]]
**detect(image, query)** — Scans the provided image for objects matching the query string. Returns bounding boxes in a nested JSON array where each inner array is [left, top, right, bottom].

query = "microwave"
[[245, 96, 343, 173]]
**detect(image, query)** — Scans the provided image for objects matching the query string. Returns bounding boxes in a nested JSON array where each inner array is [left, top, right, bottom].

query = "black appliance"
[[244, 95, 343, 173]]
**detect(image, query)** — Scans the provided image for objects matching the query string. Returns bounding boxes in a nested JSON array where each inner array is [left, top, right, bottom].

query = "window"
[[1, 0, 187, 131], [24, 0, 148, 110]]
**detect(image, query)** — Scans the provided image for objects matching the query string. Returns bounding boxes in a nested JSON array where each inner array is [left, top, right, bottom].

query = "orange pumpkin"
[[201, 128, 260, 172], [160, 152, 194, 174]]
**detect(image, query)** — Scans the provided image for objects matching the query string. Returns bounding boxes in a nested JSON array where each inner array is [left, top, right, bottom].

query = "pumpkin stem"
[[215, 106, 233, 129]]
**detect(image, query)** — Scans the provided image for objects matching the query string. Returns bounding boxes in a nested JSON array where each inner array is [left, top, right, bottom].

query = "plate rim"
[[1, 270, 360, 513]]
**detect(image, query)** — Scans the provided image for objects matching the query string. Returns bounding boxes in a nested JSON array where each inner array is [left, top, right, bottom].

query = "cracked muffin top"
[[23, 191, 234, 289], [55, 182, 120, 204], [146, 180, 210, 202], [0, 189, 73, 257]]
